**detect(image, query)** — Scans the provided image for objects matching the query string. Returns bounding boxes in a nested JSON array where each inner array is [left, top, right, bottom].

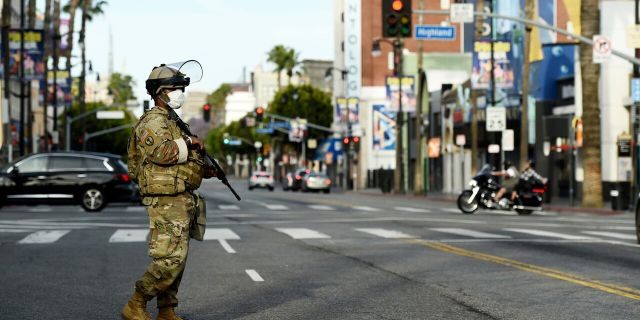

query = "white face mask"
[[165, 90, 185, 109]]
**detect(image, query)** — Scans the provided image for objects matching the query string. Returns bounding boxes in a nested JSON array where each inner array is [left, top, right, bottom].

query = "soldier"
[[122, 63, 215, 320]]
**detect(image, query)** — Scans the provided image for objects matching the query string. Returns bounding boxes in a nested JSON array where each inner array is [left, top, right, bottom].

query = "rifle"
[[168, 110, 241, 201]]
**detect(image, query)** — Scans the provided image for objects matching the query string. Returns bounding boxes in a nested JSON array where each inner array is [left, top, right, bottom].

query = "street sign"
[[502, 129, 514, 151], [488, 144, 500, 154], [632, 78, 640, 103], [593, 35, 612, 64], [627, 25, 640, 49], [256, 127, 274, 134], [96, 110, 125, 120], [486, 107, 506, 132], [450, 3, 474, 23], [455, 134, 466, 146], [415, 25, 456, 41], [228, 139, 242, 146]]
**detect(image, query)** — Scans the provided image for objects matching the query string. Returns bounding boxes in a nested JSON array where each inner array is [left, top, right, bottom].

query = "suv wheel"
[[81, 188, 106, 212]]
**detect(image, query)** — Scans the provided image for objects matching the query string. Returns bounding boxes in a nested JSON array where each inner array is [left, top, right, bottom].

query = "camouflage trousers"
[[135, 192, 196, 308]]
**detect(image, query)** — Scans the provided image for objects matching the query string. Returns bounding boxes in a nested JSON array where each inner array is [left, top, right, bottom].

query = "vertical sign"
[[344, 0, 361, 98]]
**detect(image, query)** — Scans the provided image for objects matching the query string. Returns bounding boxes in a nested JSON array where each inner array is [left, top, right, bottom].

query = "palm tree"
[[267, 45, 288, 88], [580, 0, 602, 207], [28, 0, 36, 28], [63, 0, 80, 70], [284, 48, 301, 86], [78, 0, 107, 116]]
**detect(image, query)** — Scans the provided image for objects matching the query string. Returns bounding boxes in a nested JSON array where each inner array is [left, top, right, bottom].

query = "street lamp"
[[326, 67, 352, 189], [371, 37, 405, 194]]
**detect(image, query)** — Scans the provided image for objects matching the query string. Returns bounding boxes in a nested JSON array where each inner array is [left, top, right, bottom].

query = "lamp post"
[[325, 67, 350, 190], [372, 37, 405, 194]]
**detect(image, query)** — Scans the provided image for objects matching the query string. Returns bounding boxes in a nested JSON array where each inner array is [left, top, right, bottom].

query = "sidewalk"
[[350, 188, 630, 216]]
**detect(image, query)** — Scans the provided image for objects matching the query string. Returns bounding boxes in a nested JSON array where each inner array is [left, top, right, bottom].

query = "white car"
[[249, 171, 274, 191], [302, 172, 331, 194]]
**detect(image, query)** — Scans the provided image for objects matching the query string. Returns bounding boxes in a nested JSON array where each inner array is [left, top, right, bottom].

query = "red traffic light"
[[343, 137, 350, 144], [392, 0, 403, 11], [256, 107, 264, 114], [203, 104, 211, 111], [353, 136, 360, 143]]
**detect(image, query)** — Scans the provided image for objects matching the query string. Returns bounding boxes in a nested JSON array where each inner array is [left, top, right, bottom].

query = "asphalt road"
[[1, 179, 640, 319]]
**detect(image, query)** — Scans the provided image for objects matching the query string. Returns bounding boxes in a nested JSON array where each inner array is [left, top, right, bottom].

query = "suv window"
[[85, 158, 107, 170], [49, 156, 84, 170], [16, 156, 48, 173]]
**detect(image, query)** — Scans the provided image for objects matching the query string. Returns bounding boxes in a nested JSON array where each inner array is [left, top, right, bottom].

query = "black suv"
[[0, 152, 139, 212]]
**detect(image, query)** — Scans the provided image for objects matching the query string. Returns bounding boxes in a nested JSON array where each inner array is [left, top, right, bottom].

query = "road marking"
[[431, 228, 511, 239], [218, 205, 240, 210], [407, 238, 640, 301], [203, 228, 241, 240], [275, 228, 331, 239], [109, 229, 149, 243], [309, 205, 335, 211], [218, 240, 236, 253], [504, 228, 594, 240], [355, 228, 416, 239], [0, 228, 31, 233], [245, 269, 264, 282], [394, 207, 430, 213], [18, 230, 70, 244], [441, 208, 460, 213], [28, 207, 52, 212], [352, 206, 380, 212], [125, 207, 146, 212], [582, 231, 636, 240], [265, 204, 289, 211]]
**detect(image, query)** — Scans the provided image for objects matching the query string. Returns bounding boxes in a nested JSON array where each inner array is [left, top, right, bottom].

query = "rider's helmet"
[[145, 64, 190, 98]]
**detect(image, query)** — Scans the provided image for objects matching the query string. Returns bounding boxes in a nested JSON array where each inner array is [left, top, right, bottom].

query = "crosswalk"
[[2, 226, 637, 246]]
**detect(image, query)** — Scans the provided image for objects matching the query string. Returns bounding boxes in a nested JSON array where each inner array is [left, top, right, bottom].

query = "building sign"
[[372, 104, 396, 151], [592, 35, 612, 64], [385, 76, 416, 112], [471, 41, 514, 89], [617, 134, 632, 157], [8, 29, 45, 80], [344, 0, 361, 98]]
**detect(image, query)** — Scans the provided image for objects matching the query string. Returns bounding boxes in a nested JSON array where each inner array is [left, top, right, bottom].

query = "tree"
[[78, 0, 107, 114], [267, 44, 289, 88], [63, 0, 80, 70], [268, 84, 333, 141], [206, 83, 233, 127], [108, 72, 136, 104], [64, 102, 135, 155], [580, 0, 602, 207], [284, 48, 301, 86]]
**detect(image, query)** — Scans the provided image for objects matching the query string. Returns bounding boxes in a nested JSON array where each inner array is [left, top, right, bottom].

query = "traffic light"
[[353, 136, 361, 151], [255, 106, 265, 122], [382, 0, 412, 38], [203, 104, 211, 122]]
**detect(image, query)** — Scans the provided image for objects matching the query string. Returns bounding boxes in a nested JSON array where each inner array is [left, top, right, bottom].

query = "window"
[[49, 156, 84, 170], [85, 158, 108, 170], [16, 156, 48, 173]]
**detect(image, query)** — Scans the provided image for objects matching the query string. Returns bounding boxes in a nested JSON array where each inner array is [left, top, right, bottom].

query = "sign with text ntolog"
[[415, 25, 456, 41]]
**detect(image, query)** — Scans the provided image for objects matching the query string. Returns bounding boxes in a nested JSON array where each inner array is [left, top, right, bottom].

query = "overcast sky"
[[83, 0, 334, 101]]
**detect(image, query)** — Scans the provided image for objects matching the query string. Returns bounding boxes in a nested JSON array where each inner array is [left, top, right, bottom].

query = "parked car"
[[249, 171, 274, 191], [290, 168, 310, 191], [302, 172, 331, 194], [0, 151, 139, 212]]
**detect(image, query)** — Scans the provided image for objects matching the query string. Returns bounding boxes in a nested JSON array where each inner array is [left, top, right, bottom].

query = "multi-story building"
[[251, 64, 302, 108], [181, 91, 208, 123], [224, 83, 256, 125]]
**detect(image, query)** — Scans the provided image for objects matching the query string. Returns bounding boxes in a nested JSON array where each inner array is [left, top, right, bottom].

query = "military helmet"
[[145, 64, 190, 97]]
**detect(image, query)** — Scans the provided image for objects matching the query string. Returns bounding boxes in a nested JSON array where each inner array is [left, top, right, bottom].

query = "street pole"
[[489, 0, 500, 169], [2, 3, 12, 162], [414, 0, 425, 195], [52, 0, 60, 149], [521, 0, 535, 168], [394, 39, 404, 194], [634, 0, 639, 200], [19, 0, 25, 156]]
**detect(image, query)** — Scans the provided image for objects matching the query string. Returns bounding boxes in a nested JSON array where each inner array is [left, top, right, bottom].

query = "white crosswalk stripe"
[[265, 204, 289, 211], [504, 229, 593, 240], [276, 228, 331, 239], [352, 206, 380, 212], [394, 207, 430, 213], [109, 229, 149, 243], [18, 230, 70, 244], [308, 205, 335, 211], [582, 231, 636, 240], [125, 207, 146, 212], [431, 228, 511, 239], [203, 228, 241, 240], [355, 228, 415, 239], [441, 208, 460, 213], [218, 205, 240, 210]]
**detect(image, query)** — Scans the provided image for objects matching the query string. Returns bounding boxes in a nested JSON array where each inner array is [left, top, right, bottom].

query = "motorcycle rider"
[[521, 160, 547, 183], [492, 161, 519, 203]]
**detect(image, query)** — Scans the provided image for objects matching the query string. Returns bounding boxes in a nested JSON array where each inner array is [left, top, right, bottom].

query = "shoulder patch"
[[145, 136, 154, 146]]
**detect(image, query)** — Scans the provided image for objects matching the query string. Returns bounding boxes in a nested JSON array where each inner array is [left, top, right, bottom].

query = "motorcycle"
[[457, 164, 547, 215]]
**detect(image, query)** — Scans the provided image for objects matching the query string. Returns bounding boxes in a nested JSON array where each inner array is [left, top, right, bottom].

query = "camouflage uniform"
[[127, 106, 204, 309]]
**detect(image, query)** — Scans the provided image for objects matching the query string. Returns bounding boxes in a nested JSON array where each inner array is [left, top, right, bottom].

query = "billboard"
[[41, 70, 73, 107], [372, 104, 396, 151], [8, 29, 45, 80], [336, 97, 360, 125], [471, 41, 515, 90], [385, 76, 416, 112]]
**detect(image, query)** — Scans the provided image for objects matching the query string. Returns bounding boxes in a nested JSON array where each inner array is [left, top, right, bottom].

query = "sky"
[[82, 0, 335, 102]]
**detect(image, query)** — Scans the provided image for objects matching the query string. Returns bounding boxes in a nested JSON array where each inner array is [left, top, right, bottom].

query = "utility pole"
[[2, 0, 12, 162], [394, 39, 405, 194], [79, 0, 91, 142], [488, 0, 499, 168], [414, 0, 425, 195], [471, 0, 484, 174], [53, 0, 60, 149], [42, 0, 51, 152], [19, 0, 25, 156], [521, 0, 535, 168]]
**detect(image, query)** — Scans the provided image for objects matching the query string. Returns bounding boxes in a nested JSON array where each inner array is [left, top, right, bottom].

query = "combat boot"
[[121, 291, 152, 320], [156, 307, 183, 320]]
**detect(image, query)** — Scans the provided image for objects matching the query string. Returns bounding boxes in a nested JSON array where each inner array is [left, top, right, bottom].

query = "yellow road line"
[[406, 238, 640, 301]]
